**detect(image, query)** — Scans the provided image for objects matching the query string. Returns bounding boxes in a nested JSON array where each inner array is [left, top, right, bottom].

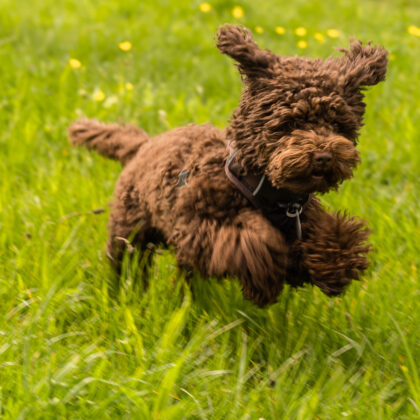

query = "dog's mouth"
[[311, 169, 329, 180], [307, 168, 337, 193], [278, 169, 334, 192], [268, 158, 352, 194]]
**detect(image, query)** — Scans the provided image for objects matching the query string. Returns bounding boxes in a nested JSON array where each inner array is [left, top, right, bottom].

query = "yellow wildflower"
[[69, 58, 82, 69], [295, 27, 307, 36], [275, 26, 286, 35], [314, 32, 325, 43], [408, 25, 420, 37], [199, 3, 211, 13], [255, 26, 264, 34], [232, 6, 244, 19], [125, 82, 134, 91], [297, 40, 308, 49], [327, 29, 340, 38], [92, 90, 105, 102], [118, 41, 132, 52], [400, 365, 408, 373]]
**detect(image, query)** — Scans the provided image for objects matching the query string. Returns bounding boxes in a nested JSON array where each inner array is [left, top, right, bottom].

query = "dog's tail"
[[68, 118, 150, 165]]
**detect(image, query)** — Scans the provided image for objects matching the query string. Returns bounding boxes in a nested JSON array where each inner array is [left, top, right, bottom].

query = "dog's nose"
[[314, 152, 332, 167]]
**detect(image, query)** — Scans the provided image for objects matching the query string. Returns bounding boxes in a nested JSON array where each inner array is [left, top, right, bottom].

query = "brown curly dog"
[[68, 25, 388, 307]]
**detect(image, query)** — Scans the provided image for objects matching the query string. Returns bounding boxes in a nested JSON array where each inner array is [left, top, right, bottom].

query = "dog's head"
[[217, 25, 388, 194]]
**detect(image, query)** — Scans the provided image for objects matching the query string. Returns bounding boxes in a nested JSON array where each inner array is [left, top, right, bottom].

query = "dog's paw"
[[305, 248, 370, 295], [301, 213, 371, 295]]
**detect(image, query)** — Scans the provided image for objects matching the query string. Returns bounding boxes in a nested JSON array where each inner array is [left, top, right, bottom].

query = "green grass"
[[0, 0, 419, 418]]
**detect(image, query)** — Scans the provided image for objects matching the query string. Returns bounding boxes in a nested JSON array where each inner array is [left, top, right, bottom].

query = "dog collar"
[[225, 148, 311, 240]]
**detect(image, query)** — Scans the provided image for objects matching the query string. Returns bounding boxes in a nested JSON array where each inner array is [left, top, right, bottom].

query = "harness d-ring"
[[285, 203, 303, 240]]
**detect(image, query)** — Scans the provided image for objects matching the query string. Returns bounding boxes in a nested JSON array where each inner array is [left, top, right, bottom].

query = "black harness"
[[177, 147, 312, 242], [224, 149, 311, 241]]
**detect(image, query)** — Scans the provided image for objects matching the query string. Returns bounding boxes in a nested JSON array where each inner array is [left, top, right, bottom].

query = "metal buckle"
[[178, 169, 190, 186], [285, 203, 303, 240], [286, 203, 303, 218]]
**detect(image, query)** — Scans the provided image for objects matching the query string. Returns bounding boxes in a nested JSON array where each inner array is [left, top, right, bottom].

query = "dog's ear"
[[339, 40, 388, 90], [217, 24, 275, 82]]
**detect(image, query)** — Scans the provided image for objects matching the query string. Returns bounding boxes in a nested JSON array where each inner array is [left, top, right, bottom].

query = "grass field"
[[1, 0, 419, 418]]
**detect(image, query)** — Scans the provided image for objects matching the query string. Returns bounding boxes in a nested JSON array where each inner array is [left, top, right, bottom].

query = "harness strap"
[[224, 148, 311, 240], [224, 149, 263, 208]]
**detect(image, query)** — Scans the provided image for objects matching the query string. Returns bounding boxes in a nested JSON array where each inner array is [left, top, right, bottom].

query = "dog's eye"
[[332, 122, 350, 136], [333, 122, 359, 143], [332, 122, 342, 132]]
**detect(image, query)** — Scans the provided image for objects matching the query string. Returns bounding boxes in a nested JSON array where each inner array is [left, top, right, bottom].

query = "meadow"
[[0, 0, 419, 418]]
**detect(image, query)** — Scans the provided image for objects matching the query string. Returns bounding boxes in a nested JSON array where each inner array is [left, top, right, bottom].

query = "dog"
[[68, 24, 388, 307]]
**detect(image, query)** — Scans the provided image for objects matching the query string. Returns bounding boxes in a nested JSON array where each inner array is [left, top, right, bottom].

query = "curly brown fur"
[[69, 118, 150, 165], [69, 24, 387, 307]]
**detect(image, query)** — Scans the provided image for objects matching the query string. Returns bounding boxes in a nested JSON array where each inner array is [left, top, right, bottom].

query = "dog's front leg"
[[297, 198, 371, 296], [171, 209, 288, 307]]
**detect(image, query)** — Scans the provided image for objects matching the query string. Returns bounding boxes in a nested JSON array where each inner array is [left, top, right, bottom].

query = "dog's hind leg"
[[106, 176, 156, 273], [172, 210, 288, 307], [106, 205, 150, 274], [106, 205, 166, 295]]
